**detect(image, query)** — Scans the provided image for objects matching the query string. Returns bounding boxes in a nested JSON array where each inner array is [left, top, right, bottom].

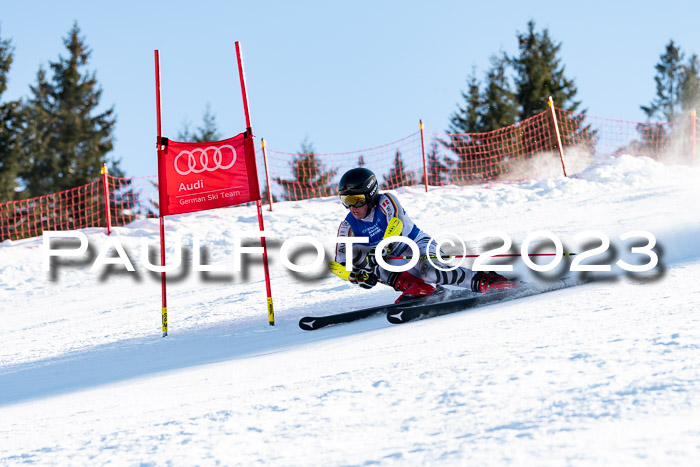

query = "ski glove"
[[348, 268, 378, 289], [366, 245, 390, 268]]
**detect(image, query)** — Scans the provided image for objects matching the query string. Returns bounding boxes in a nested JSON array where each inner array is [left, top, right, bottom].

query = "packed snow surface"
[[1, 155, 699, 465]]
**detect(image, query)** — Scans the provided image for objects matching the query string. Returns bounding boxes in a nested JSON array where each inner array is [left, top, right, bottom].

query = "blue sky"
[[1, 0, 699, 178]]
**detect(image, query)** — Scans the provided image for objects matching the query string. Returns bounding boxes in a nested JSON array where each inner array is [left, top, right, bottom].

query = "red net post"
[[261, 138, 274, 211], [101, 164, 112, 235], [420, 120, 429, 192], [548, 97, 567, 177]]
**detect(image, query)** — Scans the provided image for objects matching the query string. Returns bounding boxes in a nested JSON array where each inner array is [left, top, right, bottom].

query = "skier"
[[334, 167, 517, 302]]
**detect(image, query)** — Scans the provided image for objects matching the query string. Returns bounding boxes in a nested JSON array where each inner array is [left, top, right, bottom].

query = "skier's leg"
[[413, 231, 477, 288], [373, 259, 437, 302], [419, 258, 475, 288], [414, 233, 517, 292]]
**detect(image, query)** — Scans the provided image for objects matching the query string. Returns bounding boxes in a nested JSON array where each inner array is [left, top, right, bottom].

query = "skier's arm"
[[334, 220, 352, 266], [377, 193, 416, 237], [335, 221, 369, 268], [334, 221, 377, 288]]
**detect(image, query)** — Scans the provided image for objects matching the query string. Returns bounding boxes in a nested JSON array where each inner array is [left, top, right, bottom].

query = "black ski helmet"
[[338, 167, 379, 208]]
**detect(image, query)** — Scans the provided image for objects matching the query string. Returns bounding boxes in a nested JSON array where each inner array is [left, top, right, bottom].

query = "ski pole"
[[386, 252, 576, 260]]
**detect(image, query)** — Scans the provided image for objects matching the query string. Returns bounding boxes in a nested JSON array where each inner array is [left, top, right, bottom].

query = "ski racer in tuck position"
[[333, 167, 518, 302]]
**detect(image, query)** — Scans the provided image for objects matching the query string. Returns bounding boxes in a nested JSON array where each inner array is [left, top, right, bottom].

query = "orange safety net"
[[0, 181, 103, 242], [0, 175, 159, 243], [105, 175, 159, 227], [428, 110, 564, 184], [258, 108, 698, 205], [260, 132, 425, 202], [258, 109, 568, 203], [2, 107, 697, 242], [555, 107, 696, 163]]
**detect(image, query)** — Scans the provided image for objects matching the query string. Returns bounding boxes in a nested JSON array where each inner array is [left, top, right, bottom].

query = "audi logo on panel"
[[173, 145, 237, 176]]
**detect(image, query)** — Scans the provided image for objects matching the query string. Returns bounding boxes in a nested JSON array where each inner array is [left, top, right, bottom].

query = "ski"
[[298, 302, 400, 331], [298, 287, 457, 331], [386, 277, 588, 324]]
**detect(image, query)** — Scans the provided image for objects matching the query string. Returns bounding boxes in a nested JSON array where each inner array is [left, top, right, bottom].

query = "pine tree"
[[446, 57, 519, 183], [642, 40, 685, 122], [422, 140, 448, 186], [383, 150, 416, 189], [680, 54, 700, 113], [177, 103, 221, 142], [477, 54, 519, 179], [0, 28, 21, 201], [449, 68, 482, 134], [11, 23, 121, 235], [511, 20, 582, 119], [449, 56, 519, 135], [510, 20, 595, 156], [18, 22, 119, 197], [677, 52, 699, 159], [480, 54, 518, 131], [19, 67, 58, 197], [445, 70, 484, 184], [273, 139, 337, 201], [447, 21, 592, 183], [638, 41, 700, 158]]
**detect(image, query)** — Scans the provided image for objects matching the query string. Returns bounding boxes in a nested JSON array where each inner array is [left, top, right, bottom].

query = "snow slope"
[[1, 155, 699, 465]]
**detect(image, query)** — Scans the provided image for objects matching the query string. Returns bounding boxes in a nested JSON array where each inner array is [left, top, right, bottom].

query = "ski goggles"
[[340, 193, 369, 208]]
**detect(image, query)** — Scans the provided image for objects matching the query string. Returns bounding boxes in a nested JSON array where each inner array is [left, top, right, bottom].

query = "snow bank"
[[1, 155, 699, 465]]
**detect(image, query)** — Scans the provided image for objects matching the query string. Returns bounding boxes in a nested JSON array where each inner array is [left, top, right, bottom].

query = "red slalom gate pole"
[[154, 50, 168, 337], [236, 41, 275, 326]]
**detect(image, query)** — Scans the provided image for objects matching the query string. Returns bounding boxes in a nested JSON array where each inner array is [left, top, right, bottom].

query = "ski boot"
[[471, 271, 519, 293], [388, 271, 438, 303]]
